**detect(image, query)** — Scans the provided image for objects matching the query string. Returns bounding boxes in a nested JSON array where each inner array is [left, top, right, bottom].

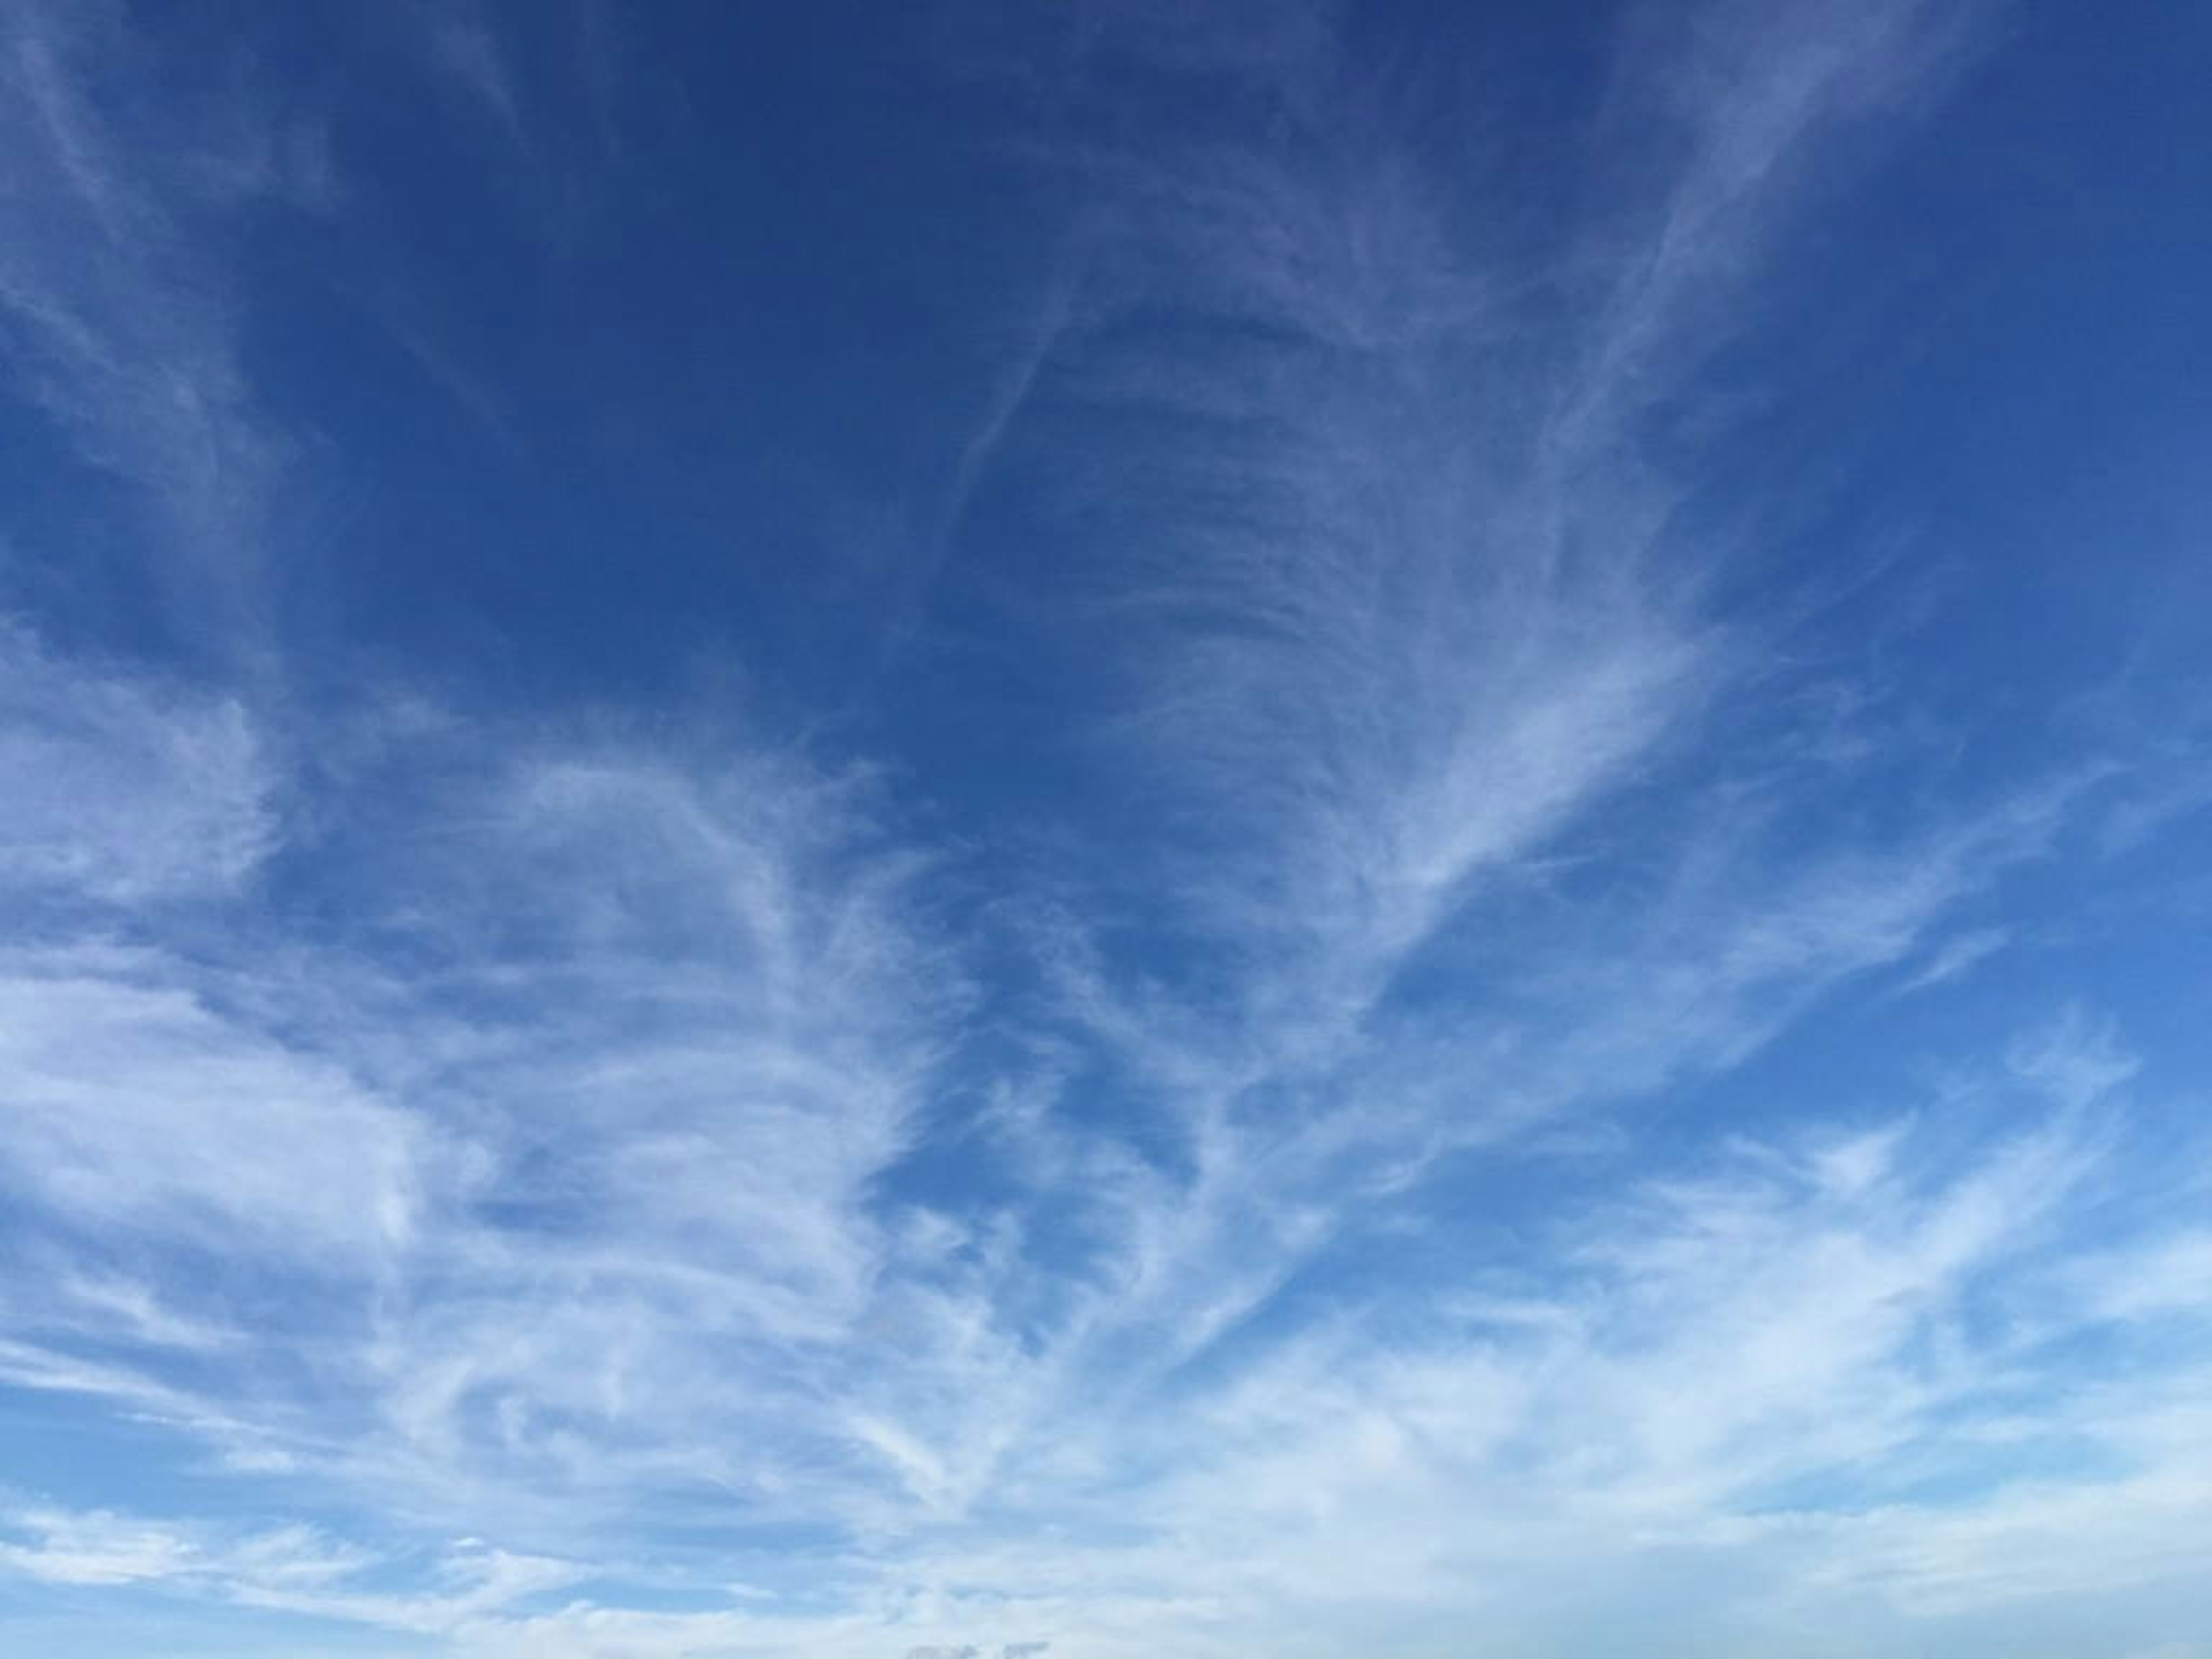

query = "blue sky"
[[2, 1, 2210, 1654]]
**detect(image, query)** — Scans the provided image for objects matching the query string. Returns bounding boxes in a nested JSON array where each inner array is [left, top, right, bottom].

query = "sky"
[[1, 1, 2210, 1655]]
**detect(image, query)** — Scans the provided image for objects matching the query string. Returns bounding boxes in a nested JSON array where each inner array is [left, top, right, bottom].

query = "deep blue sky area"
[[2, 3, 2210, 1657]]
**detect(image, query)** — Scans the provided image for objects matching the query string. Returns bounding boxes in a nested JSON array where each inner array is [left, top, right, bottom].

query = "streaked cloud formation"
[[2, 2, 2209, 1655]]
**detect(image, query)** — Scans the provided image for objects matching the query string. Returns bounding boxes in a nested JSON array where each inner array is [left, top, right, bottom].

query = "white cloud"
[[0, 623, 274, 902], [0, 953, 431, 1258], [0, 1505, 580, 1638], [0, 1, 306, 631], [0, 3, 2206, 1657]]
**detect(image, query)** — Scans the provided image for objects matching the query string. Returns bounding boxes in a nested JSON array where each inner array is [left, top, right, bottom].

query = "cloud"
[[0, 951, 433, 1259], [842, 2, 2103, 1501], [966, 0, 1990, 1066], [770, 1033, 2202, 1655], [0, 1, 318, 646], [0, 618, 984, 1547], [428, 12, 527, 146], [0, 1506, 373, 1592], [0, 1504, 583, 1640], [0, 3, 2207, 1657], [0, 623, 274, 903]]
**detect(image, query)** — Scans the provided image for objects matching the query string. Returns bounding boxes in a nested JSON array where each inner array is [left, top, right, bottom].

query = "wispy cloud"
[[1, 2, 2206, 1656], [0, 2, 324, 656], [0, 623, 274, 904]]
